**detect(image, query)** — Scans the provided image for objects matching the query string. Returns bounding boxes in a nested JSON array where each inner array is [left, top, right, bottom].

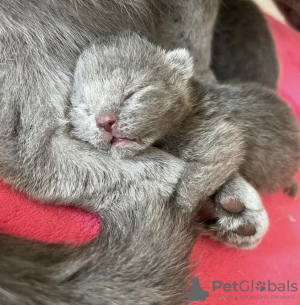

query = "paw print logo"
[[256, 281, 266, 291]]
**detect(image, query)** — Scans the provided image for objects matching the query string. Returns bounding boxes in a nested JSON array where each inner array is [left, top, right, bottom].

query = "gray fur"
[[0, 0, 298, 304], [211, 0, 279, 88], [70, 33, 193, 158], [71, 34, 300, 249], [171, 81, 300, 248], [0, 0, 179, 212], [0, 1, 223, 304], [0, 196, 203, 305], [172, 82, 300, 195], [155, 0, 220, 84]]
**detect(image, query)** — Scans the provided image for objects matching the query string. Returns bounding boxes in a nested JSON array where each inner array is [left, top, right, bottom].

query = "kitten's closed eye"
[[124, 91, 136, 102]]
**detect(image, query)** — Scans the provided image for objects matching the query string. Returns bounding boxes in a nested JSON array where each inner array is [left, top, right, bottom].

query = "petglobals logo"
[[213, 280, 298, 292], [181, 278, 298, 303], [212, 280, 298, 302], [181, 277, 210, 303]]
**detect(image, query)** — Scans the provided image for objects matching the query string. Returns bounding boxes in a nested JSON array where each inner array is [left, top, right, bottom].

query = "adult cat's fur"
[[0, 0, 293, 304], [0, 197, 203, 305], [212, 0, 279, 88]]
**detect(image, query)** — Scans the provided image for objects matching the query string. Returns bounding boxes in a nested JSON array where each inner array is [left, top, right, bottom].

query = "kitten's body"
[[168, 81, 300, 245], [167, 81, 300, 195]]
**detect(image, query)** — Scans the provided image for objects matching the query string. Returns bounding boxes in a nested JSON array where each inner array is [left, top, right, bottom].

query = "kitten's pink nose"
[[96, 114, 116, 133]]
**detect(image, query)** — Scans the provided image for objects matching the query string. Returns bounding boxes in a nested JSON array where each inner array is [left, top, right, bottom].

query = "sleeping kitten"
[[70, 34, 194, 159], [70, 33, 300, 248]]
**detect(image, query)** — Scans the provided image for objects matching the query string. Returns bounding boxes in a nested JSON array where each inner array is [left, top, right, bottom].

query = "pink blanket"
[[0, 15, 299, 305]]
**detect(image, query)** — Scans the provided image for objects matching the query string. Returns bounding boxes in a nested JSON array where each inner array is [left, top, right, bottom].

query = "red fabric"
[[0, 15, 299, 304], [0, 182, 100, 243]]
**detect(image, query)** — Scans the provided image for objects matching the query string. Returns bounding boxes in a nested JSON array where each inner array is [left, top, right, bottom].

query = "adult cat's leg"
[[212, 0, 279, 88], [155, 0, 220, 84]]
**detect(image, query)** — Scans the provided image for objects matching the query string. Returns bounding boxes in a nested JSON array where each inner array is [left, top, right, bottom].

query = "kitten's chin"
[[111, 137, 137, 147], [110, 141, 148, 159]]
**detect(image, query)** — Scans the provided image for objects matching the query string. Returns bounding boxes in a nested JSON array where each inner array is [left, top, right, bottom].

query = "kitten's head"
[[70, 33, 194, 158]]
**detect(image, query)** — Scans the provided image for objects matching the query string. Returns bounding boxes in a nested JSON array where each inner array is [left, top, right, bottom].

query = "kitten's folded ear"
[[166, 49, 194, 78]]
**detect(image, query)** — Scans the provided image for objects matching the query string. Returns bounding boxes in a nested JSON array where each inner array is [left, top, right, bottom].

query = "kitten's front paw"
[[199, 176, 269, 249]]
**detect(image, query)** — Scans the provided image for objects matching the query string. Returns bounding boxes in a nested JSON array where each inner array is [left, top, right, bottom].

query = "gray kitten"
[[70, 34, 194, 159], [70, 33, 300, 248]]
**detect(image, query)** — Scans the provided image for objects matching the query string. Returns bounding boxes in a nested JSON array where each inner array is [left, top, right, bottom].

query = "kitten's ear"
[[166, 49, 194, 78]]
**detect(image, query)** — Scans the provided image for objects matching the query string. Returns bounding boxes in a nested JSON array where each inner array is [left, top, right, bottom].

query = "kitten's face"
[[70, 34, 194, 158]]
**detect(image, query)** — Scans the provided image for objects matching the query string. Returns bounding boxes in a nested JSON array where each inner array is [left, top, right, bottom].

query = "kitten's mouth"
[[111, 137, 137, 147]]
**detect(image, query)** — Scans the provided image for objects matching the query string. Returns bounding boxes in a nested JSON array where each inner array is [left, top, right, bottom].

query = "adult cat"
[[0, 0, 290, 304]]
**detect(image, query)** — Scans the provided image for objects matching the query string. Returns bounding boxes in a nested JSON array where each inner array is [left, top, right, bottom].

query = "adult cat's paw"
[[198, 176, 269, 249]]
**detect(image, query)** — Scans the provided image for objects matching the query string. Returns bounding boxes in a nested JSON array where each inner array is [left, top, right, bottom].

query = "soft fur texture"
[[70, 34, 194, 158], [273, 0, 300, 31], [0, 0, 299, 304], [71, 34, 300, 248], [0, 1, 229, 304]]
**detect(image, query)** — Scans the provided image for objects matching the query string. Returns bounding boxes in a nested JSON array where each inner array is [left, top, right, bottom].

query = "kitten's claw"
[[284, 179, 299, 198], [198, 175, 269, 249]]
